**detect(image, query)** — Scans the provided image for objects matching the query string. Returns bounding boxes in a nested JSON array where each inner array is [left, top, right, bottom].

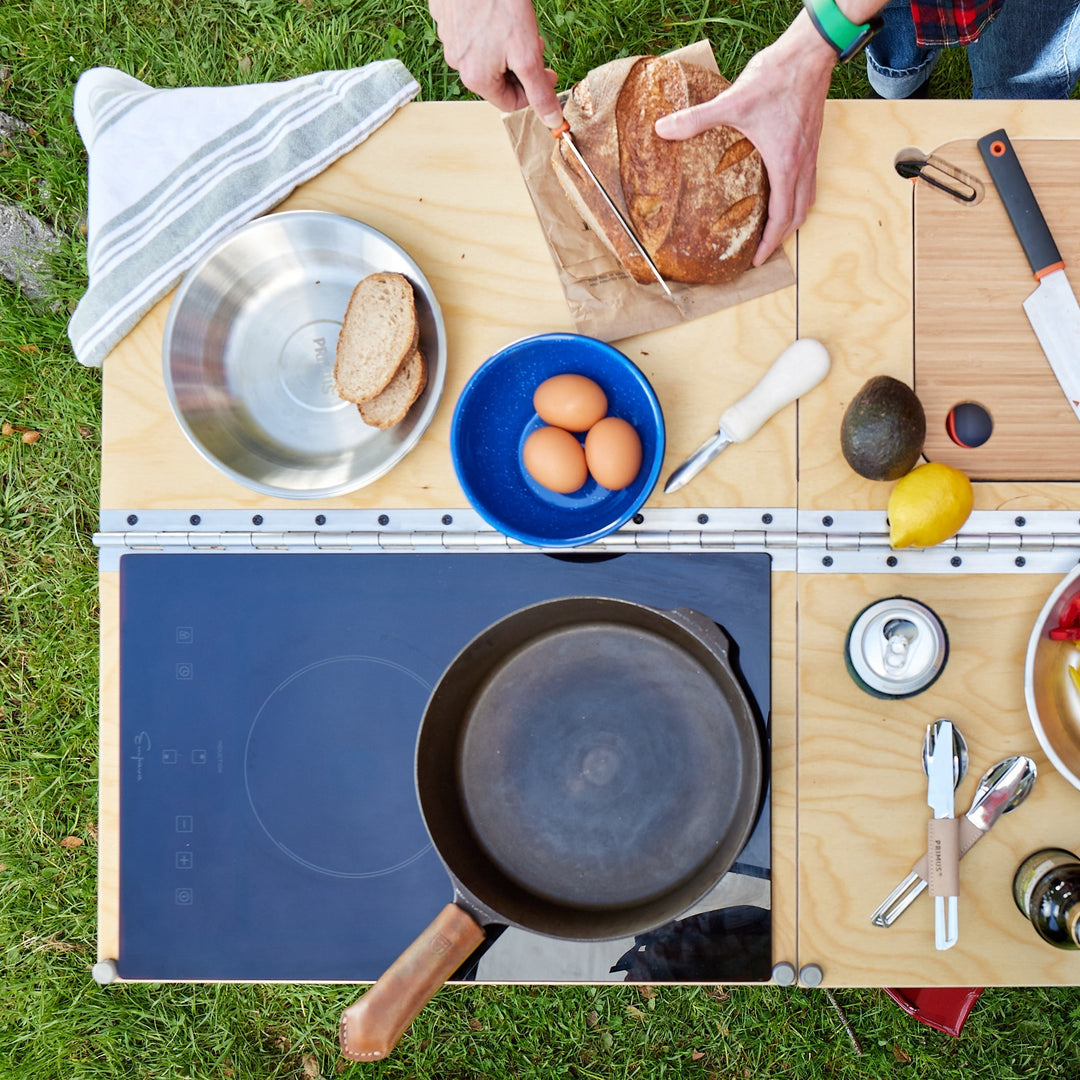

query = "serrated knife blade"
[[552, 121, 680, 310]]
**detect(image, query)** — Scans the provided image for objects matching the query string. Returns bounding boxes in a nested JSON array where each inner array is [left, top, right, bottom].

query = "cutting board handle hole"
[[894, 148, 983, 205], [946, 402, 993, 448]]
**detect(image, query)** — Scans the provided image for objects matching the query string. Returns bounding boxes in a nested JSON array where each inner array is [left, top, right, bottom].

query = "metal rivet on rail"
[[762, 513, 773, 524], [189, 514, 201, 526], [315, 515, 326, 526], [822, 516, 833, 527], [378, 514, 389, 526], [950, 555, 962, 567]]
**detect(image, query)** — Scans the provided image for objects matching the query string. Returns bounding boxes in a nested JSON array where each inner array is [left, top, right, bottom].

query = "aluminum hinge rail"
[[796, 509, 1080, 574], [93, 508, 1080, 574], [93, 507, 799, 572]]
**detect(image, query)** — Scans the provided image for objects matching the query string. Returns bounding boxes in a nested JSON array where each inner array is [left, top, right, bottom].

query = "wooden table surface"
[[100, 101, 798, 514], [797, 99, 1080, 986], [98, 97, 1080, 987]]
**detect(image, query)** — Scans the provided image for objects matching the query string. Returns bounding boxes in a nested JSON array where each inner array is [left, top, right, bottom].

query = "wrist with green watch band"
[[802, 0, 883, 61]]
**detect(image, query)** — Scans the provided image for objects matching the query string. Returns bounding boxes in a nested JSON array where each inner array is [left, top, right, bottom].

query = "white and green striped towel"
[[68, 61, 419, 367]]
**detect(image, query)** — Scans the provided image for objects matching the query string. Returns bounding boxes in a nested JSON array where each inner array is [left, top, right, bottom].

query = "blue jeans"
[[865, 0, 1080, 98]]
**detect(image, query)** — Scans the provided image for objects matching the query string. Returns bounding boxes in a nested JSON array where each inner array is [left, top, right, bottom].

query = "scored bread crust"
[[551, 56, 769, 285], [357, 347, 428, 429], [333, 272, 420, 404]]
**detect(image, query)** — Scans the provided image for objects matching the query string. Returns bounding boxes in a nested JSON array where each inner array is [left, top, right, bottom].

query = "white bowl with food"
[[1025, 562, 1080, 790]]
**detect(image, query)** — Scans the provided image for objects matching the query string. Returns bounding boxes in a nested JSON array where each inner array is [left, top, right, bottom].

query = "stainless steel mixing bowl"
[[163, 210, 445, 499], [1025, 562, 1080, 791]]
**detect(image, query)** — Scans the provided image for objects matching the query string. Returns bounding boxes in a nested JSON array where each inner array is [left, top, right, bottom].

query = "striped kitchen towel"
[[68, 61, 419, 367]]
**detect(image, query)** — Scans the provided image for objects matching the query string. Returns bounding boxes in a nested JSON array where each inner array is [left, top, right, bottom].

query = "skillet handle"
[[339, 903, 486, 1062], [668, 607, 731, 658]]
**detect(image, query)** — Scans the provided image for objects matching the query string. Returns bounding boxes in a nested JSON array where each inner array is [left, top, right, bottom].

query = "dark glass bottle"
[[1013, 848, 1080, 949]]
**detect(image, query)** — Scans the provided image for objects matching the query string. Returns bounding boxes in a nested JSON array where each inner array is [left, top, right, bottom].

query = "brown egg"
[[584, 417, 643, 490], [533, 374, 608, 432], [523, 425, 589, 494]]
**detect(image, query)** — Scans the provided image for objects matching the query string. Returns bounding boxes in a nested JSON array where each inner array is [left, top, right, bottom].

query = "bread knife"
[[551, 121, 679, 308], [663, 338, 831, 494]]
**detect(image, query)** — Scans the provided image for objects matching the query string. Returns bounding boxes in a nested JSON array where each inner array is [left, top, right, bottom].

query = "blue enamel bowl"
[[451, 333, 665, 547]]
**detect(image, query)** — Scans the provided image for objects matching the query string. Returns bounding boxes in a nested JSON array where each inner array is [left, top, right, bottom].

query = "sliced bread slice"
[[333, 272, 419, 404], [358, 347, 428, 429]]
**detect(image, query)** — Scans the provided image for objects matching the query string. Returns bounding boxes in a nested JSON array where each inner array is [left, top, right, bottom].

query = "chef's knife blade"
[[663, 338, 831, 494], [978, 128, 1080, 419], [926, 720, 959, 950], [552, 122, 679, 308]]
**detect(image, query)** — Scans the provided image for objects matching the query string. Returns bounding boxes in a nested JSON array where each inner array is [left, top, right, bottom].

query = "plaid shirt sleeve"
[[910, 0, 1003, 46]]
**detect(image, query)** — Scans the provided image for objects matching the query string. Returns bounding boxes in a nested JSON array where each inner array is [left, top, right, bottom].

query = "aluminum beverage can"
[[844, 597, 948, 698]]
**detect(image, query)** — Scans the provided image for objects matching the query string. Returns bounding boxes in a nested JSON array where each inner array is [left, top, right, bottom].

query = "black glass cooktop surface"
[[117, 550, 771, 982]]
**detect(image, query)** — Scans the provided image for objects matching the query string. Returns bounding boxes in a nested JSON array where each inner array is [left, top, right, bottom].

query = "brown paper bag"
[[502, 41, 794, 342]]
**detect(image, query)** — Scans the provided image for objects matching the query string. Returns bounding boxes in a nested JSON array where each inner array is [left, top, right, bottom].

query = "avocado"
[[840, 376, 926, 481]]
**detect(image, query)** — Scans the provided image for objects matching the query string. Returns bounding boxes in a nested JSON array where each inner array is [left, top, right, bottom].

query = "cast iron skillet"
[[340, 596, 763, 1060]]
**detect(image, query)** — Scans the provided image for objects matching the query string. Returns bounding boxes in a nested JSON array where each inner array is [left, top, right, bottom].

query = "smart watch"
[[802, 0, 883, 62]]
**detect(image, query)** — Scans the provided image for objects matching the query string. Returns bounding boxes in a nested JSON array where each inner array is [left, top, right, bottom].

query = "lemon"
[[888, 462, 973, 548]]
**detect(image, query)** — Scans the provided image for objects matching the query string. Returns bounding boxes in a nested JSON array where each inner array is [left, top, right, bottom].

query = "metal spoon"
[[966, 755, 1038, 829], [870, 754, 1037, 927]]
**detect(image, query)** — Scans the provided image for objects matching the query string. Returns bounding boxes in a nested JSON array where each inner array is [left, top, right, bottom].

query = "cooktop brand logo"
[[131, 731, 151, 782]]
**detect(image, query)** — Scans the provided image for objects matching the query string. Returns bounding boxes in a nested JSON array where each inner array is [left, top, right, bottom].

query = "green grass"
[[1, 1, 1078, 1077]]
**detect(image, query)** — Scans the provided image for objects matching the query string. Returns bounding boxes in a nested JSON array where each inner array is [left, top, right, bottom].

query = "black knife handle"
[[978, 128, 1063, 279]]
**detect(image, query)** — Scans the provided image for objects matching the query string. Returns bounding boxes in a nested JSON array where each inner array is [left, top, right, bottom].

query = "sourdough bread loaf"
[[333, 272, 419, 404], [551, 55, 768, 285]]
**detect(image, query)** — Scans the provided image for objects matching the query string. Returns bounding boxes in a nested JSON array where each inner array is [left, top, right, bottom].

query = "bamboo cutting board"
[[914, 136, 1080, 480]]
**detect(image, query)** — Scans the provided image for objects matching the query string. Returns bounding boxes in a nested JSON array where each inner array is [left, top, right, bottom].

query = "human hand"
[[653, 16, 837, 266], [429, 0, 563, 127]]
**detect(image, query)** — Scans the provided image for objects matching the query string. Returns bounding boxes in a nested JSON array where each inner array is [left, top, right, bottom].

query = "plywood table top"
[[100, 100, 797, 515], [97, 97, 1080, 987], [794, 99, 1080, 986]]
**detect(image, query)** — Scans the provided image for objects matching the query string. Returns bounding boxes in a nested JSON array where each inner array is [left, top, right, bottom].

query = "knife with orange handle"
[[551, 119, 679, 307], [978, 128, 1080, 420]]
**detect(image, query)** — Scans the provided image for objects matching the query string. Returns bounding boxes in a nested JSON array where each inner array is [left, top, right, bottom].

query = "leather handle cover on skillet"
[[978, 128, 1063, 278], [339, 904, 485, 1062]]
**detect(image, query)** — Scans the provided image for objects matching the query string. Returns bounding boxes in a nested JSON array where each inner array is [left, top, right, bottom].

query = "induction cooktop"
[[115, 550, 771, 983]]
